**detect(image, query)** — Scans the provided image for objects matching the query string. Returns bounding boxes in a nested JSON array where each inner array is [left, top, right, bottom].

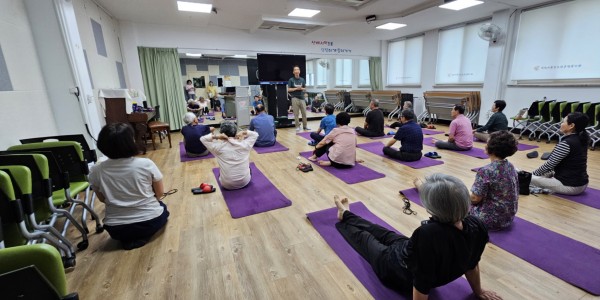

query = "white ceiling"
[[96, 0, 553, 49]]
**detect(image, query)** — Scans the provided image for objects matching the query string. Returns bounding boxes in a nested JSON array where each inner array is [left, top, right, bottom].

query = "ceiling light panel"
[[376, 23, 407, 30], [288, 8, 321, 18], [177, 1, 212, 13], [439, 0, 484, 11]]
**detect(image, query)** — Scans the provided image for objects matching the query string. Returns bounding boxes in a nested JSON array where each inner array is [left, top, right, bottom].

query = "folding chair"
[[0, 153, 93, 250], [20, 134, 97, 164], [534, 101, 564, 142], [0, 170, 75, 267], [540, 101, 578, 143], [509, 105, 533, 134], [585, 104, 600, 150], [7, 142, 102, 236], [518, 100, 554, 140], [0, 242, 79, 299]]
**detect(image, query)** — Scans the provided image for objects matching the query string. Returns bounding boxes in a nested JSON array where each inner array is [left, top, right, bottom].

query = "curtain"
[[368, 57, 382, 91], [138, 47, 186, 130]]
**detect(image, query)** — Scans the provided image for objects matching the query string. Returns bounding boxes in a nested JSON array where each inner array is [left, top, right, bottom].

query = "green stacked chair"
[[7, 142, 102, 236], [0, 169, 75, 267], [527, 100, 560, 141], [538, 101, 576, 142], [586, 104, 600, 150], [517, 100, 546, 138]]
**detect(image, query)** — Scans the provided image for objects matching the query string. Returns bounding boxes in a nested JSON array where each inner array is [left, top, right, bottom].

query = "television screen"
[[257, 54, 306, 84], [246, 59, 259, 85]]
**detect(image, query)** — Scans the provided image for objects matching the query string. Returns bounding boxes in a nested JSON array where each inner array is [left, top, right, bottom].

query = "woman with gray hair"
[[200, 121, 258, 190], [334, 174, 500, 299], [181, 112, 214, 157]]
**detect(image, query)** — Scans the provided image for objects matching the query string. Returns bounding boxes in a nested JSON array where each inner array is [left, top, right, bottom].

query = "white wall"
[[119, 21, 381, 96], [0, 0, 59, 149]]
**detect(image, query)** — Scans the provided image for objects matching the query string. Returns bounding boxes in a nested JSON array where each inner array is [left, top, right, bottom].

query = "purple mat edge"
[[307, 202, 476, 300], [298, 151, 385, 184], [211, 162, 292, 218], [356, 142, 444, 169], [423, 137, 488, 159], [400, 188, 600, 295], [253, 141, 289, 154], [179, 142, 214, 162]]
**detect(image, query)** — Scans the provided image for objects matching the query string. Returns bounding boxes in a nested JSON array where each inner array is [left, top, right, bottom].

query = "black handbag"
[[518, 171, 532, 195]]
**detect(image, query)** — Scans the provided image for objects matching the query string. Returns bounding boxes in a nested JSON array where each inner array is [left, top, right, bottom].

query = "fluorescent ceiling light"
[[376, 23, 406, 30], [439, 0, 484, 11], [177, 1, 212, 13], [288, 8, 320, 18], [232, 55, 247, 58], [186, 53, 202, 57]]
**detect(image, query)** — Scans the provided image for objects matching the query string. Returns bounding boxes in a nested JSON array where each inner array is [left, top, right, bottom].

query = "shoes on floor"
[[308, 141, 317, 146], [303, 127, 311, 131], [387, 131, 396, 135], [529, 186, 551, 195], [296, 127, 301, 132], [526, 151, 539, 158], [424, 151, 441, 159]]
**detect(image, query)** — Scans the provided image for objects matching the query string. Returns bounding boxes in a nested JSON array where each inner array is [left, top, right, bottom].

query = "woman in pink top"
[[308, 112, 363, 168]]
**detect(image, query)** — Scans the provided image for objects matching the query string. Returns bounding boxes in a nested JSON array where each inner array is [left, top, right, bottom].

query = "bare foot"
[[307, 155, 317, 162], [318, 161, 331, 166], [334, 195, 350, 220]]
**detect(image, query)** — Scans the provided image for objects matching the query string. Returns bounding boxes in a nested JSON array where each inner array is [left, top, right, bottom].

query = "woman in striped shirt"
[[530, 112, 589, 195]]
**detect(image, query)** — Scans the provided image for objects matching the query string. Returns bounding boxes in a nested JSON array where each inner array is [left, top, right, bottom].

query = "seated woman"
[[470, 131, 519, 230], [308, 112, 363, 168], [89, 123, 170, 250], [335, 174, 499, 299], [530, 112, 589, 195], [200, 121, 258, 190], [197, 97, 210, 115], [181, 112, 214, 157]]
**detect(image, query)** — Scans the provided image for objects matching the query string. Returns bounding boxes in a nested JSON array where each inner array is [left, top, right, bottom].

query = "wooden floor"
[[66, 116, 600, 300]]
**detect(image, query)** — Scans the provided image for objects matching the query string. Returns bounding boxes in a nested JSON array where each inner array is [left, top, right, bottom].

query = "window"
[[316, 59, 328, 86], [387, 36, 423, 86], [359, 59, 371, 87], [511, 0, 600, 83], [335, 59, 352, 86], [306, 60, 315, 86], [436, 21, 489, 84]]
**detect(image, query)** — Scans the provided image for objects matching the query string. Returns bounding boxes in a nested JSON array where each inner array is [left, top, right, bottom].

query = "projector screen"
[[510, 0, 600, 81]]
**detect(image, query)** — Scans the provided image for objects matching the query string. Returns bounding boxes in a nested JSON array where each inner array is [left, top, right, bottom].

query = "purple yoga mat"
[[299, 151, 385, 184], [472, 137, 539, 151], [553, 187, 600, 210], [296, 131, 313, 141], [179, 142, 215, 162], [401, 188, 600, 295], [422, 128, 444, 135], [307, 202, 476, 300], [212, 163, 292, 218], [423, 137, 489, 159], [253, 141, 289, 154], [357, 142, 444, 169]]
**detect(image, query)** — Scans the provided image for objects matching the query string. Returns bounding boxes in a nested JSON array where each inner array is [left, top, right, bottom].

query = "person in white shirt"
[[89, 123, 170, 250], [200, 121, 258, 190]]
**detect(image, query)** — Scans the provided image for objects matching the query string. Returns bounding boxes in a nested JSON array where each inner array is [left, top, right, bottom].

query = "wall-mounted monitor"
[[257, 54, 306, 84]]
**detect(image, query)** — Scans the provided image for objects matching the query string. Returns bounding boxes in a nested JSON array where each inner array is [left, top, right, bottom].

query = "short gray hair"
[[371, 99, 380, 107], [187, 100, 195, 105], [419, 173, 470, 223], [220, 121, 238, 137], [404, 101, 413, 109], [183, 112, 196, 125]]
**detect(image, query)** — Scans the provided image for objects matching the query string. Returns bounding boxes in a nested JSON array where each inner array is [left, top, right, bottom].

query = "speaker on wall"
[[247, 59, 259, 85]]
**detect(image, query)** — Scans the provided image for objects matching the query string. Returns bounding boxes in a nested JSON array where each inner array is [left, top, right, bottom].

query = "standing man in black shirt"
[[288, 65, 310, 131], [355, 99, 385, 137]]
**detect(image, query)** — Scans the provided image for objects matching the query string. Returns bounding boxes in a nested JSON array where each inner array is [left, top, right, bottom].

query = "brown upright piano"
[[104, 97, 155, 154]]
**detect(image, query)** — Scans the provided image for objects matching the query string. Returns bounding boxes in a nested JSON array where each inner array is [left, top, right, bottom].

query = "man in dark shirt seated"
[[249, 104, 277, 147], [355, 100, 385, 137], [334, 173, 498, 299], [383, 109, 423, 162], [181, 112, 214, 157], [474, 100, 508, 142], [187, 99, 201, 117]]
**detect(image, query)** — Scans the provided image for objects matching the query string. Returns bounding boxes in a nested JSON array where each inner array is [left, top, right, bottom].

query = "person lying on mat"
[[308, 112, 364, 168], [249, 104, 277, 147], [89, 123, 170, 250], [201, 121, 258, 190], [181, 112, 214, 157], [433, 105, 473, 151], [470, 131, 518, 230], [473, 100, 508, 142], [335, 174, 499, 300], [308, 103, 336, 146], [382, 109, 423, 162], [387, 101, 413, 129], [529, 112, 589, 195], [355, 99, 385, 137]]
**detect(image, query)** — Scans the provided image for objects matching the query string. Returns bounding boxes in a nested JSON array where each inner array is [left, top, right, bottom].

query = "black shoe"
[[526, 151, 538, 158]]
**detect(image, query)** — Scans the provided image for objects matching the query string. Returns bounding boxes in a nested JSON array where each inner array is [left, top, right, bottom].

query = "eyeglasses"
[[402, 196, 417, 215]]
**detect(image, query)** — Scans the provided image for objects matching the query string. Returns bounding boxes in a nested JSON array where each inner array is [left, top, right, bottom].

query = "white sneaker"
[[296, 126, 301, 131]]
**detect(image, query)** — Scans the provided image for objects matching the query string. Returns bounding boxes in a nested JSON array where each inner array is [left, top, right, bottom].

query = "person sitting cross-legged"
[[474, 100, 508, 142], [249, 104, 277, 147], [308, 112, 363, 168], [181, 112, 214, 157], [355, 99, 385, 137], [470, 130, 519, 230], [434, 104, 473, 151], [388, 101, 413, 129], [335, 173, 500, 299], [308, 103, 336, 146], [201, 121, 258, 190], [383, 109, 423, 162]]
